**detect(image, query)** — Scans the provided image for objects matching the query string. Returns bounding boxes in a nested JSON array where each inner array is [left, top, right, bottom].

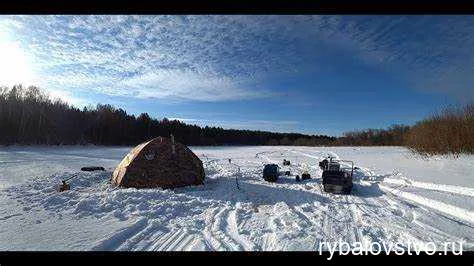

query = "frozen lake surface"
[[0, 146, 473, 250]]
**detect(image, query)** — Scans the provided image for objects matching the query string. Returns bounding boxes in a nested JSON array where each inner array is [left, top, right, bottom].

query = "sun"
[[0, 31, 36, 87]]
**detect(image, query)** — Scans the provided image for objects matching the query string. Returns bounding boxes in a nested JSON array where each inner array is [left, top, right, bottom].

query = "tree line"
[[404, 103, 474, 156], [3, 85, 471, 155], [333, 104, 474, 155], [0, 85, 336, 146], [336, 124, 411, 146]]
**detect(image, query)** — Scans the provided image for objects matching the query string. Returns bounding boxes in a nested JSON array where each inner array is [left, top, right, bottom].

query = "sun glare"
[[0, 31, 36, 87]]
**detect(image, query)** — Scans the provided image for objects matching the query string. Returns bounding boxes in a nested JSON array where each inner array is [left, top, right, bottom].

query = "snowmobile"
[[263, 164, 280, 182], [319, 157, 353, 194]]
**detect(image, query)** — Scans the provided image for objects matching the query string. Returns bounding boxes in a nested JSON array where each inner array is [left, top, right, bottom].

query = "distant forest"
[[2, 85, 471, 155], [0, 85, 338, 146]]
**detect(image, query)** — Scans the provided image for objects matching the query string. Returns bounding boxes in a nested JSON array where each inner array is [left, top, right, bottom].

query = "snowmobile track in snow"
[[1, 146, 473, 251]]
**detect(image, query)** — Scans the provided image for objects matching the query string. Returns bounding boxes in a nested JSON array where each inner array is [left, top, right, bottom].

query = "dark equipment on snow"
[[295, 175, 300, 182], [283, 159, 291, 166], [58, 172, 79, 192], [263, 164, 280, 182], [59, 181, 70, 192], [284, 171, 291, 176], [300, 163, 311, 180], [81, 166, 105, 172], [58, 165, 106, 192], [301, 172, 311, 180], [228, 159, 241, 190], [319, 159, 329, 170], [320, 157, 354, 194]]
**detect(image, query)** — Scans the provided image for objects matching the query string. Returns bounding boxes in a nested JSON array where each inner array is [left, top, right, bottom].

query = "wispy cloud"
[[310, 16, 474, 99], [1, 15, 474, 104], [0, 15, 285, 102], [119, 69, 272, 101]]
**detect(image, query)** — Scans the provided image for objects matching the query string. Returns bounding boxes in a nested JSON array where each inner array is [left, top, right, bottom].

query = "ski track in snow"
[[0, 146, 473, 251], [382, 178, 474, 197], [378, 184, 474, 224]]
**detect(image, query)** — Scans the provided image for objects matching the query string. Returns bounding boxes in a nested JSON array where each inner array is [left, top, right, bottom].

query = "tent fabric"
[[112, 136, 205, 189]]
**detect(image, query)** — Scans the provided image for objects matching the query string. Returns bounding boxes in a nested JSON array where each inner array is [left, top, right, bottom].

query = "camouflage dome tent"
[[112, 136, 205, 189]]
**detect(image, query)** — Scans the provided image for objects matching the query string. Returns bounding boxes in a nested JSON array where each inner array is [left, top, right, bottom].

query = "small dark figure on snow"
[[302, 172, 311, 180], [59, 181, 70, 192]]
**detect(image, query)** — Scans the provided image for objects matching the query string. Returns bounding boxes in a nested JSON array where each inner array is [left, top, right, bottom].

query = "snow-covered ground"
[[0, 146, 473, 251]]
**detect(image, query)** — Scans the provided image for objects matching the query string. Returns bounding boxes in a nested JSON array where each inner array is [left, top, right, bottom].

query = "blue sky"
[[0, 15, 473, 136]]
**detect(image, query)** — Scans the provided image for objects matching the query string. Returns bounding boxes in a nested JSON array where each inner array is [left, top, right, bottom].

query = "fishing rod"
[[227, 158, 242, 190], [59, 166, 107, 192]]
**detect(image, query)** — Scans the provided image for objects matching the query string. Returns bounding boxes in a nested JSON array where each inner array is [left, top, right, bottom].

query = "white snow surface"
[[0, 146, 473, 251]]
